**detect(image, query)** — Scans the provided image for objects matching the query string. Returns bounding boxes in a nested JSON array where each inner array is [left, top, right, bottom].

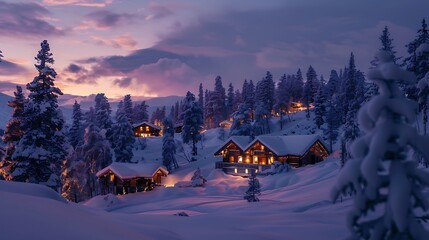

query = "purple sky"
[[0, 0, 427, 98]]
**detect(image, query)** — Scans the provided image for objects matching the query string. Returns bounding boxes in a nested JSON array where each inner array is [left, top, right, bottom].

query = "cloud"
[[144, 3, 174, 21], [91, 35, 138, 50], [80, 10, 136, 30], [42, 0, 112, 7], [0, 59, 30, 76], [0, 1, 65, 38], [113, 77, 133, 88]]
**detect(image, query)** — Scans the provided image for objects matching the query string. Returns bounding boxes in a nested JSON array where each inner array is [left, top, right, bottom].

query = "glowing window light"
[[246, 156, 250, 163], [234, 168, 237, 174], [253, 156, 258, 164], [245, 169, 248, 174], [238, 156, 243, 163], [145, 126, 150, 131]]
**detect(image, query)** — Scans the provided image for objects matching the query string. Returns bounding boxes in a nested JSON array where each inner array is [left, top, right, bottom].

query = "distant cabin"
[[133, 121, 161, 137], [219, 120, 232, 128], [214, 135, 329, 176], [96, 162, 168, 195]]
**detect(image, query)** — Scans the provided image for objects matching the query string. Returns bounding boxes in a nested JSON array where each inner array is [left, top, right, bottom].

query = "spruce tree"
[[162, 116, 178, 171], [332, 51, 429, 239], [12, 40, 68, 191], [69, 100, 84, 149], [0, 86, 25, 180], [82, 124, 112, 197], [292, 69, 304, 102], [230, 103, 253, 137], [132, 101, 149, 124], [181, 91, 203, 156], [226, 83, 235, 118], [244, 170, 261, 202], [275, 74, 291, 129], [198, 83, 204, 112], [323, 98, 340, 153], [303, 66, 318, 118], [94, 93, 112, 138], [313, 84, 326, 129], [112, 105, 135, 163], [371, 26, 400, 67], [123, 94, 133, 124], [213, 76, 226, 127]]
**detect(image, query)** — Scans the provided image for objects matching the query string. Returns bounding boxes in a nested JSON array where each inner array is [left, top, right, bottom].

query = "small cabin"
[[96, 162, 168, 195], [214, 135, 329, 176], [133, 121, 161, 137], [219, 120, 233, 128]]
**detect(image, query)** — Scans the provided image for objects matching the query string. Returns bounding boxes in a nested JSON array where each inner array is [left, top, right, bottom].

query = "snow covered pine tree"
[[244, 169, 261, 202], [332, 51, 429, 239], [11, 40, 68, 191], [162, 116, 178, 171], [191, 167, 207, 187]]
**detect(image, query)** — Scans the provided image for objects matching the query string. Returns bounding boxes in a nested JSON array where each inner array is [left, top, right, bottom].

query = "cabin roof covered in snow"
[[213, 136, 252, 154], [246, 134, 326, 156], [96, 162, 168, 179], [132, 121, 161, 130]]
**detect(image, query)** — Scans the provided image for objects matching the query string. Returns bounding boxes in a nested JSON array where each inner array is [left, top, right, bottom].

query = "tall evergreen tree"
[[404, 18, 429, 80], [372, 26, 400, 67], [226, 83, 235, 118], [292, 69, 304, 102], [275, 74, 291, 129], [313, 84, 326, 129], [323, 98, 340, 153], [332, 51, 429, 239], [198, 83, 204, 113], [326, 70, 340, 97], [94, 93, 112, 132], [303, 66, 318, 118], [213, 76, 226, 127], [123, 94, 133, 124], [162, 116, 178, 171], [132, 101, 149, 124], [0, 86, 25, 180], [82, 124, 112, 197], [230, 103, 253, 137], [233, 89, 242, 111], [181, 91, 203, 156], [68, 100, 84, 149], [11, 40, 68, 191], [112, 105, 135, 163]]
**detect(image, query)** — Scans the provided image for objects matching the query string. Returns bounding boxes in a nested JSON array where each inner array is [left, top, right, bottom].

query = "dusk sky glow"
[[0, 0, 427, 99]]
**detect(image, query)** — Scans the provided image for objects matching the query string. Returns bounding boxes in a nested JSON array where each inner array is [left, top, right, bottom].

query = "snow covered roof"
[[132, 121, 161, 130], [246, 134, 327, 156], [213, 136, 252, 155], [96, 162, 168, 179]]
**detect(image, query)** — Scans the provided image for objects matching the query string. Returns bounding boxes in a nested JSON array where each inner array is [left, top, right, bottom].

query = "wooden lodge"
[[96, 162, 168, 195], [214, 135, 329, 176], [133, 121, 161, 137]]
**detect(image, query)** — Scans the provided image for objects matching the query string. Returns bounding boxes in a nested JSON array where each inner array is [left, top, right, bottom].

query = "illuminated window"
[[140, 126, 143, 130], [269, 156, 274, 164], [261, 145, 264, 150], [234, 168, 237, 174], [246, 156, 250, 163], [245, 169, 248, 174], [229, 156, 235, 162], [238, 156, 243, 163], [109, 174, 114, 182], [253, 156, 258, 164], [145, 126, 150, 131]]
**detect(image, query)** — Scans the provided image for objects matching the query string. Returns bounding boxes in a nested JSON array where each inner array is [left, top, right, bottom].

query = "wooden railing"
[[215, 161, 272, 171]]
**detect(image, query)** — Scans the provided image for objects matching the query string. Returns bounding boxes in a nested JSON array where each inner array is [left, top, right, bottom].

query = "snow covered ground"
[[1, 111, 428, 239]]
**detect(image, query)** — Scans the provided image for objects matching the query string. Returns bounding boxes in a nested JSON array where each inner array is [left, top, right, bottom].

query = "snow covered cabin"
[[96, 162, 168, 195], [214, 135, 329, 176], [133, 121, 161, 137]]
